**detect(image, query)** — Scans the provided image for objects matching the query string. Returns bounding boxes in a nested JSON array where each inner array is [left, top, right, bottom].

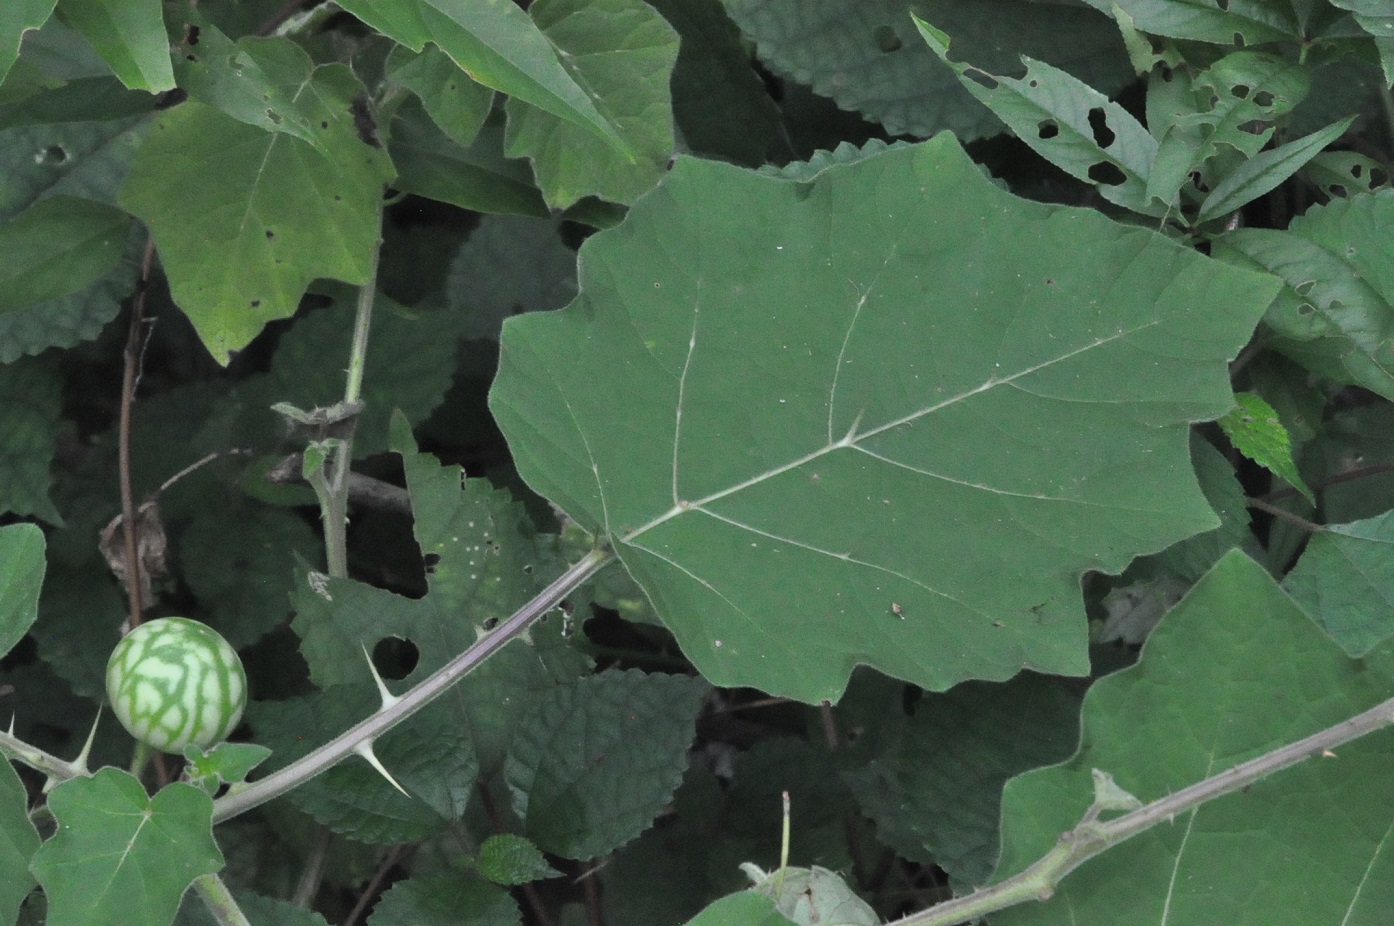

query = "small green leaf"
[[680, 892, 798, 926], [385, 44, 493, 147], [1217, 392, 1313, 503], [1196, 117, 1354, 222], [475, 834, 561, 886], [1285, 511, 1394, 656], [1301, 150, 1391, 198], [182, 742, 273, 796], [367, 873, 521, 926], [55, 0, 173, 91], [118, 69, 394, 364], [506, 669, 710, 860], [0, 1, 58, 89], [0, 759, 40, 926], [504, 0, 679, 208], [991, 551, 1394, 925], [0, 356, 62, 523], [0, 196, 131, 312], [0, 522, 44, 660], [30, 769, 223, 926], [916, 16, 1160, 217]]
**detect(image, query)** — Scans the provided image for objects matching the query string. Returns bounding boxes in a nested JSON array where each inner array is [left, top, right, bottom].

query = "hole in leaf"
[[1252, 90, 1275, 108], [522, 564, 534, 575], [1238, 120, 1267, 136], [250, 299, 261, 308], [265, 229, 275, 239], [1217, 0, 1230, 9], [1294, 280, 1315, 296], [423, 552, 441, 574], [1229, 83, 1250, 99], [1088, 161, 1127, 186], [1233, 32, 1244, 47], [1329, 184, 1349, 197], [872, 25, 902, 53], [482, 616, 499, 630], [1159, 65, 1174, 82], [266, 109, 283, 125], [35, 145, 67, 164], [965, 68, 998, 90], [1086, 108, 1115, 148], [371, 636, 419, 681], [1037, 119, 1060, 140], [184, 24, 201, 45]]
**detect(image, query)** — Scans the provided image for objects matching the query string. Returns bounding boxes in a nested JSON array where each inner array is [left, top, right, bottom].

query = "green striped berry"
[[105, 617, 247, 753]]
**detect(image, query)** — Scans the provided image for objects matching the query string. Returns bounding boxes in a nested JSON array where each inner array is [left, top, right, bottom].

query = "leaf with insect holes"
[[490, 136, 1278, 703], [118, 68, 394, 364]]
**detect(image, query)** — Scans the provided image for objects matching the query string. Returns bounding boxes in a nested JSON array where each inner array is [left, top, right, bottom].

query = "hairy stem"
[[192, 873, 252, 926], [891, 693, 1394, 926], [211, 547, 613, 823]]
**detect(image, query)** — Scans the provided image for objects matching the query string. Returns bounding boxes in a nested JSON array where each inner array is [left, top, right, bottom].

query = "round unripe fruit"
[[105, 617, 247, 753]]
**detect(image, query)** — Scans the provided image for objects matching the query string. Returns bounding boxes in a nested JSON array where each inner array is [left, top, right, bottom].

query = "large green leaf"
[[991, 550, 1394, 925], [1213, 190, 1394, 400], [490, 136, 1278, 702], [505, 669, 709, 859], [504, 0, 678, 208], [0, 1, 57, 87], [0, 757, 40, 925], [681, 893, 798, 926], [30, 770, 223, 926], [722, 0, 1133, 141], [336, 0, 627, 154], [0, 195, 131, 311], [1285, 511, 1394, 656], [55, 0, 174, 92], [118, 69, 394, 364], [0, 522, 44, 660]]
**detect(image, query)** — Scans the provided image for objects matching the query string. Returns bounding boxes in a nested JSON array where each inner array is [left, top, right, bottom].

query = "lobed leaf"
[[56, 0, 173, 92], [991, 551, 1394, 925], [30, 770, 223, 926], [118, 68, 394, 364], [505, 669, 710, 860], [385, 44, 494, 147], [490, 136, 1279, 702]]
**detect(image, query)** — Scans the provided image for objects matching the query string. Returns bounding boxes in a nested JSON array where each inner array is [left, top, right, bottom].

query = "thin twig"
[[292, 827, 332, 908], [118, 238, 158, 627], [343, 844, 406, 926], [1246, 496, 1326, 533]]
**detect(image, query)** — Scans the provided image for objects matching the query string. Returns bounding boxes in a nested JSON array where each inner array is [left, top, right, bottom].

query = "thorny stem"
[[0, 728, 86, 782], [890, 694, 1394, 926], [210, 547, 614, 823]]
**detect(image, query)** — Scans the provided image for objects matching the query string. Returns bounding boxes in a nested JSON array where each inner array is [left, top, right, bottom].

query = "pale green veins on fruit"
[[105, 617, 247, 753]]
